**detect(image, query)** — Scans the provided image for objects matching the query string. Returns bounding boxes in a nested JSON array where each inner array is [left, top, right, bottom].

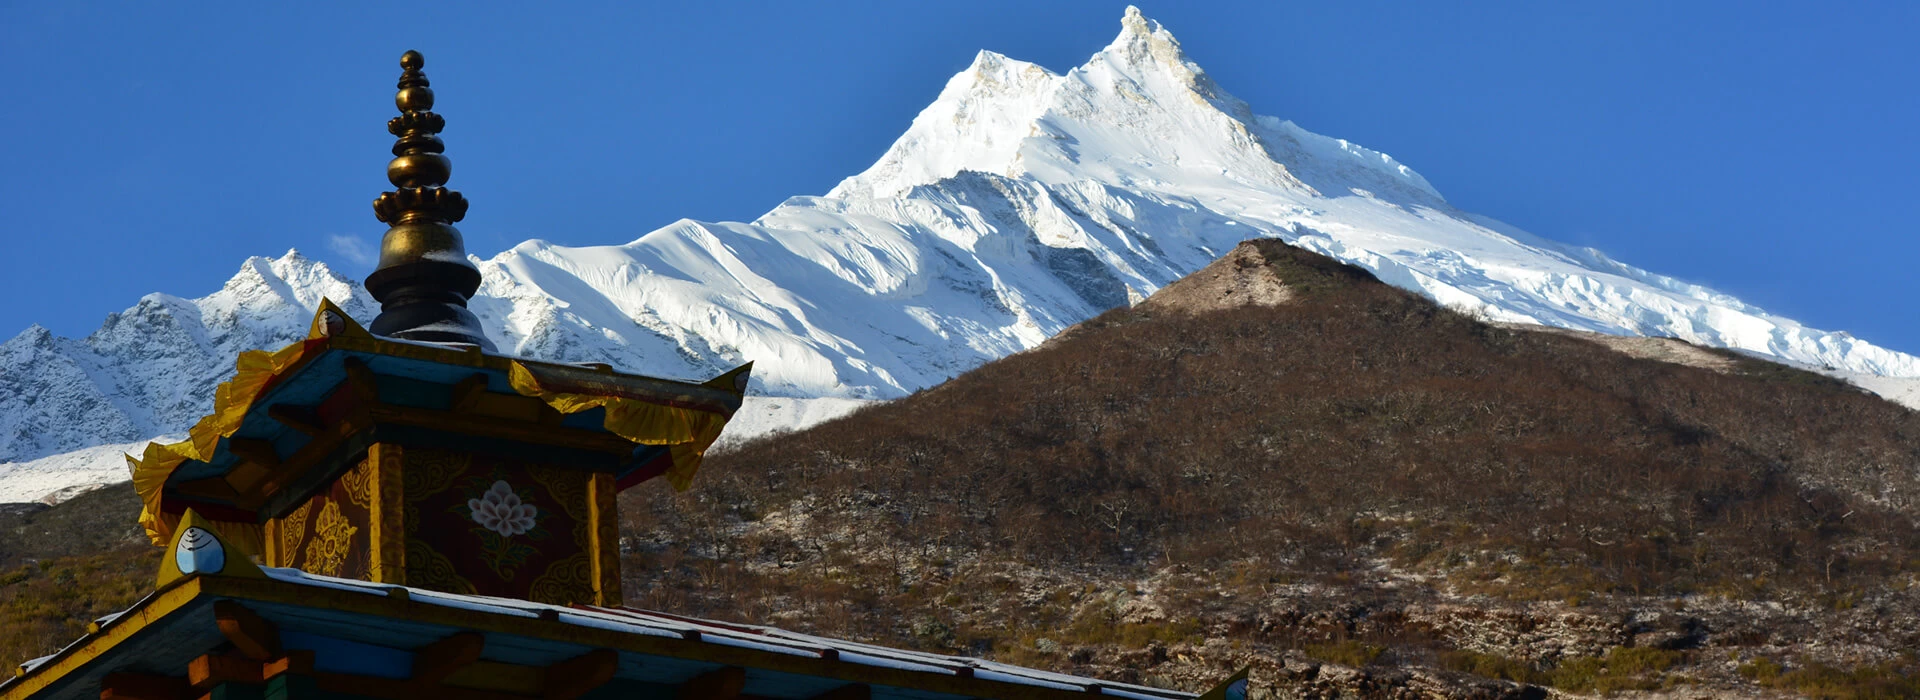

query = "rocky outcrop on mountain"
[[1137, 243, 1294, 314]]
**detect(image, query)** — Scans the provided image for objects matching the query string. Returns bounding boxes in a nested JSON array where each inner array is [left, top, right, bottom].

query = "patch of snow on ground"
[[1827, 372, 1920, 411], [0, 438, 169, 505], [716, 397, 878, 448]]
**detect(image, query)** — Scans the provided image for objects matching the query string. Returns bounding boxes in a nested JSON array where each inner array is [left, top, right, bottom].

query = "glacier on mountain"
[[3, 6, 1916, 502]]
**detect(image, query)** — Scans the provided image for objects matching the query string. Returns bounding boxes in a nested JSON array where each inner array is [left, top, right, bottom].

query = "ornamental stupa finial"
[[365, 50, 495, 351]]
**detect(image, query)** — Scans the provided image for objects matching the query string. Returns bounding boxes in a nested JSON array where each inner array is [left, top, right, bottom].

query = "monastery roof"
[[4, 565, 1196, 700]]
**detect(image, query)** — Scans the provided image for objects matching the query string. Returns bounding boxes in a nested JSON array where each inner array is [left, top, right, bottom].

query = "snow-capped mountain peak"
[[0, 253, 346, 472], [832, 5, 1442, 214], [4, 7, 1917, 503], [827, 48, 1058, 201]]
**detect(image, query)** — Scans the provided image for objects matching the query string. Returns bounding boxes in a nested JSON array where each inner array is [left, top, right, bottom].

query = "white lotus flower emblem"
[[468, 480, 537, 537]]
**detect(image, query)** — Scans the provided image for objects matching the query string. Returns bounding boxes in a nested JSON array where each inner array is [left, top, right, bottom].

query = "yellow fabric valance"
[[130, 304, 334, 546], [130, 299, 746, 547], [507, 362, 739, 491]]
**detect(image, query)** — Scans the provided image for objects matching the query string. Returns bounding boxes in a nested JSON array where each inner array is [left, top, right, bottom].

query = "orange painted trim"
[[587, 472, 621, 606], [368, 443, 407, 584]]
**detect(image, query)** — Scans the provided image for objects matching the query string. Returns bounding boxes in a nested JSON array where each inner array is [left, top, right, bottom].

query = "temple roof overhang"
[[1, 566, 1192, 700]]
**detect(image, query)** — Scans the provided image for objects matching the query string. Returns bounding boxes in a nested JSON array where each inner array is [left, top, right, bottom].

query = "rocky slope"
[[6, 7, 1917, 504]]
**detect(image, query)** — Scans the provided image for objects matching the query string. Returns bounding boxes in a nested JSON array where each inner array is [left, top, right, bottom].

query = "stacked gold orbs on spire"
[[364, 50, 495, 351]]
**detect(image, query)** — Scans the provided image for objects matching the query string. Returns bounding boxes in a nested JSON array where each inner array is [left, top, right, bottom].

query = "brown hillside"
[[619, 239, 1920, 696], [0, 486, 156, 667], [635, 239, 1920, 592]]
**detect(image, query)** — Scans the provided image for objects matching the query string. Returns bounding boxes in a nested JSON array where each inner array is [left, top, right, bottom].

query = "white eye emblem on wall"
[[175, 526, 226, 576]]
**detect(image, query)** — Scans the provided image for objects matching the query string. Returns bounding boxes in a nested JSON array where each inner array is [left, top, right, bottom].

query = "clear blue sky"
[[3, 2, 1916, 355]]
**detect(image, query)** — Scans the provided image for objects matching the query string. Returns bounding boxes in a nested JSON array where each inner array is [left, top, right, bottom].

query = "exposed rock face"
[[1139, 243, 1294, 314]]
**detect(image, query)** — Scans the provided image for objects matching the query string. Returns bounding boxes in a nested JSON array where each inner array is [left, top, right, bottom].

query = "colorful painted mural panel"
[[401, 447, 598, 605]]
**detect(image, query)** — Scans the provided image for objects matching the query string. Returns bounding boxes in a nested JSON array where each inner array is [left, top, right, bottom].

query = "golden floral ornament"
[[305, 500, 359, 577], [469, 480, 538, 537]]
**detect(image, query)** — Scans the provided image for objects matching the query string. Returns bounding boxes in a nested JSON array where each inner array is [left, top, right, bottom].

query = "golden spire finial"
[[364, 50, 494, 351]]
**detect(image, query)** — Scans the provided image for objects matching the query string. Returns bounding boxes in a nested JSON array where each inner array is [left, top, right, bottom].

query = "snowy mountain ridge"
[[3, 6, 1916, 502]]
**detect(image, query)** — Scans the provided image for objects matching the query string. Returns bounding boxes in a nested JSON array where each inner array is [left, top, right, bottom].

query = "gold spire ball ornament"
[[365, 50, 495, 351]]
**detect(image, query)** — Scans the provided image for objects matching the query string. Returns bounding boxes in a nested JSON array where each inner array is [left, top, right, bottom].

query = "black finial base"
[[365, 261, 496, 352]]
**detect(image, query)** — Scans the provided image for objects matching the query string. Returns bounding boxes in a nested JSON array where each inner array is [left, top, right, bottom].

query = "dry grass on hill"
[[632, 238, 1920, 603]]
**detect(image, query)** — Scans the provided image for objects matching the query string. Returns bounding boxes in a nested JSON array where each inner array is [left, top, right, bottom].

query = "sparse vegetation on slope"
[[618, 240, 1920, 696], [0, 486, 157, 667], [0, 545, 157, 667]]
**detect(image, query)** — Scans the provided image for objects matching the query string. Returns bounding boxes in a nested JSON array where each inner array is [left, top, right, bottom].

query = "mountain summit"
[[832, 6, 1440, 208], [2, 8, 1915, 500]]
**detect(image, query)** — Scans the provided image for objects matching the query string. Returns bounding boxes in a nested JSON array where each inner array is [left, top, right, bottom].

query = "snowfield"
[[3, 6, 1914, 503]]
